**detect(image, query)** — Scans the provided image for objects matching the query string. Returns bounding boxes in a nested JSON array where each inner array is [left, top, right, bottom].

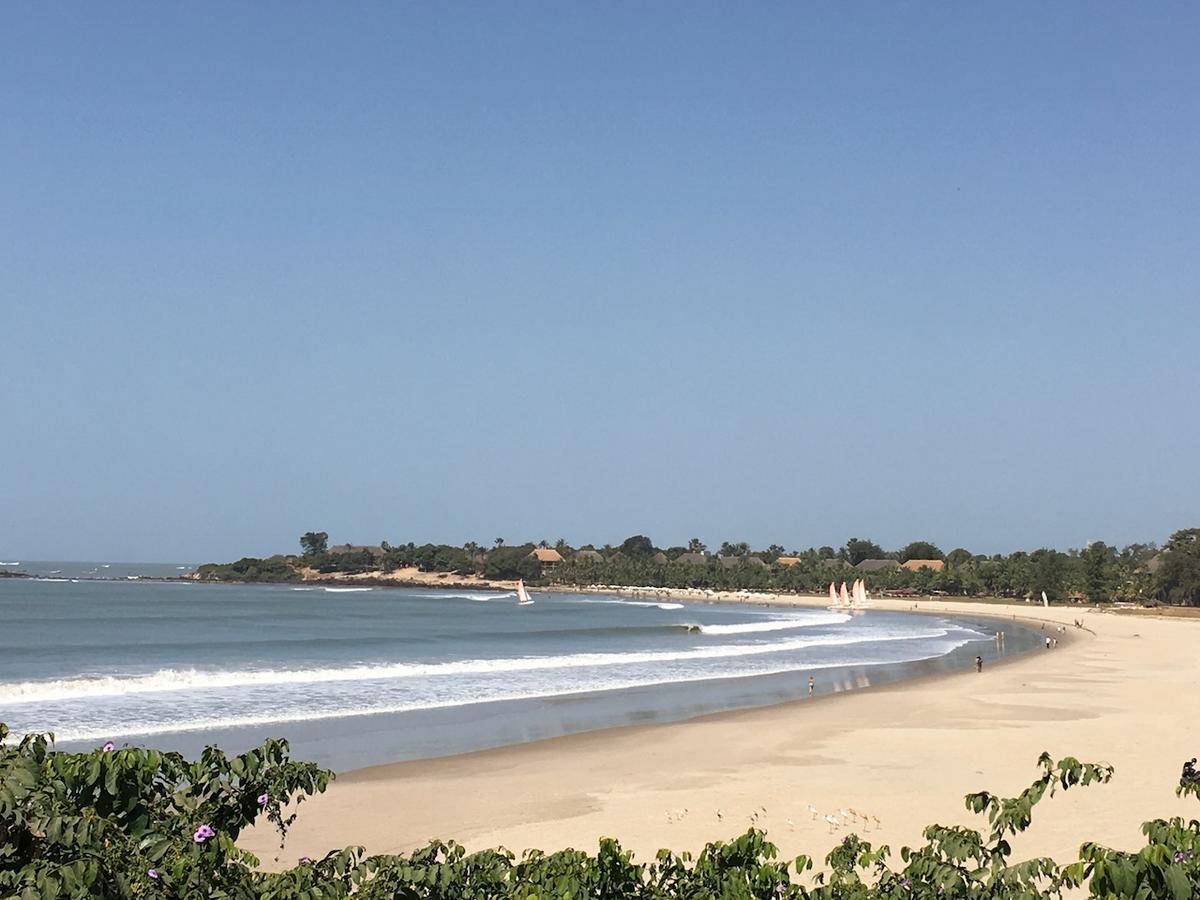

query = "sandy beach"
[[241, 594, 1200, 874]]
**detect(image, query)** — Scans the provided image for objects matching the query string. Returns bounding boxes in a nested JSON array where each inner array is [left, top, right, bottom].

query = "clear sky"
[[3, 4, 1197, 563]]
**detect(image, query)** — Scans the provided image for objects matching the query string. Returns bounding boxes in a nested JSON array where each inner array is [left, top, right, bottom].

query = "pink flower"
[[257, 792, 269, 807], [148, 869, 159, 879], [102, 741, 115, 752], [193, 824, 215, 843]]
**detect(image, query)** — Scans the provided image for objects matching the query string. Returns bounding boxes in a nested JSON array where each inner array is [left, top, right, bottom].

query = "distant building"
[[856, 558, 901, 573], [528, 548, 564, 569], [819, 558, 852, 569], [901, 559, 945, 572], [651, 552, 669, 565], [674, 552, 708, 565], [775, 556, 801, 567], [329, 544, 385, 558], [574, 549, 604, 563]]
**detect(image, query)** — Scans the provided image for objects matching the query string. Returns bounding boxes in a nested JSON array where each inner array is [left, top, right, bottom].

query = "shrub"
[[3, 723, 1199, 898]]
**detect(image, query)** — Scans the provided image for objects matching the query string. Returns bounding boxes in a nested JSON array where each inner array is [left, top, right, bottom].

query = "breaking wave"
[[0, 627, 961, 705]]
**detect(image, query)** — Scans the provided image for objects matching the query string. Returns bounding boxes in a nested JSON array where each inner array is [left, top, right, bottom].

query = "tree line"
[[192, 527, 1200, 606]]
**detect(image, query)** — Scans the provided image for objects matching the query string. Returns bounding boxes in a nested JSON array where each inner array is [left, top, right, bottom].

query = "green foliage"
[[484, 545, 541, 581], [1081, 542, 1116, 602], [946, 548, 974, 567], [620, 535, 655, 559], [0, 721, 331, 899], [900, 541, 944, 563], [194, 557, 299, 583], [299, 532, 329, 557], [1156, 528, 1200, 606], [843, 538, 884, 566], [193, 528, 1198, 606], [5, 726, 1200, 899]]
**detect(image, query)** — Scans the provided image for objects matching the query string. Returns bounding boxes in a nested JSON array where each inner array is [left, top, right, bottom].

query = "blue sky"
[[3, 4, 1197, 562]]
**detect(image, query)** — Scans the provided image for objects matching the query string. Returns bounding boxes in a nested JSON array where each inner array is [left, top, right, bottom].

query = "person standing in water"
[[808, 676, 815, 697], [975, 655, 983, 673]]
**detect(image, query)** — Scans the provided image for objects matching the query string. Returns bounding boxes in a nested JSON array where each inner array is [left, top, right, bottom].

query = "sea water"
[[0, 575, 1039, 770]]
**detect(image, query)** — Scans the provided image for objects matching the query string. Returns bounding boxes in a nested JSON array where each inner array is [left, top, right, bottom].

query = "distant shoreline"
[[6, 567, 1185, 623]]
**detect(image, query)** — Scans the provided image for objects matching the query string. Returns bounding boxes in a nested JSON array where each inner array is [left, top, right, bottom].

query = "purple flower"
[[102, 741, 115, 752], [299, 856, 313, 864], [257, 792, 269, 807], [193, 824, 215, 843], [148, 869, 159, 879]]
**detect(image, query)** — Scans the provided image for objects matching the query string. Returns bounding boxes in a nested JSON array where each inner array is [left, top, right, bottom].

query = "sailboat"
[[840, 582, 850, 606], [1041, 590, 1049, 609], [828, 581, 838, 608], [853, 578, 871, 610], [516, 579, 534, 606]]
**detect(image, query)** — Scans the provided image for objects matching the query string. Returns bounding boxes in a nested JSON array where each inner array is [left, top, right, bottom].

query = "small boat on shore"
[[830, 579, 872, 612], [516, 579, 534, 606]]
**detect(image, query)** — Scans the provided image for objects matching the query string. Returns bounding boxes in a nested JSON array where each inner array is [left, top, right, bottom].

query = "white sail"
[[829, 582, 837, 605], [517, 579, 534, 605], [840, 582, 850, 606], [1041, 590, 1048, 608]]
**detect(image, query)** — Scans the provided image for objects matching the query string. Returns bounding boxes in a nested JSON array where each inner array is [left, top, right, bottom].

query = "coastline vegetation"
[[192, 528, 1200, 607], [3, 722, 1198, 898]]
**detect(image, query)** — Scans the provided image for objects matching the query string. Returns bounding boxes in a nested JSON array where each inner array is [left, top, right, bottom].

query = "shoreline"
[[240, 596, 1170, 872], [341, 610, 1062, 782]]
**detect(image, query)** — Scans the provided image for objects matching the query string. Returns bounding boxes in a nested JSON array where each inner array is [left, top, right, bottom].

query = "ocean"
[[0, 570, 1038, 771]]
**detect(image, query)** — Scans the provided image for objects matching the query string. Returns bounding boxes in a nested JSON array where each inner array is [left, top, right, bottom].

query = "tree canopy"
[[619, 535, 655, 558], [299, 531, 328, 556], [843, 538, 884, 565], [900, 541, 944, 562], [1156, 528, 1200, 605]]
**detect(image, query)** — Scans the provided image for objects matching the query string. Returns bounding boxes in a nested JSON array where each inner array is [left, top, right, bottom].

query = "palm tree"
[[493, 537, 505, 548]]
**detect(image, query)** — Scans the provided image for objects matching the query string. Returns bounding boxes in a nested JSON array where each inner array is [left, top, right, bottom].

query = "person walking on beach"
[[1045, 636, 1052, 649], [808, 676, 815, 698], [975, 655, 983, 673]]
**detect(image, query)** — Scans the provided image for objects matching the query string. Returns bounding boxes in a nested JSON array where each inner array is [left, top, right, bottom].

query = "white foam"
[[0, 628, 958, 705], [578, 598, 685, 610], [0, 562, 20, 566], [408, 591, 517, 602], [39, 636, 983, 743], [323, 587, 374, 593], [697, 613, 851, 635]]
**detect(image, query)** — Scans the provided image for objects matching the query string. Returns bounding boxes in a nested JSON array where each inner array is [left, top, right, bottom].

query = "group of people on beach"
[[1040, 622, 1067, 648]]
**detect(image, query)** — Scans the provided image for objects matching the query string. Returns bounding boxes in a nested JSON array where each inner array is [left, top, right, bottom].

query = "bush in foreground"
[[3, 722, 1199, 898]]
